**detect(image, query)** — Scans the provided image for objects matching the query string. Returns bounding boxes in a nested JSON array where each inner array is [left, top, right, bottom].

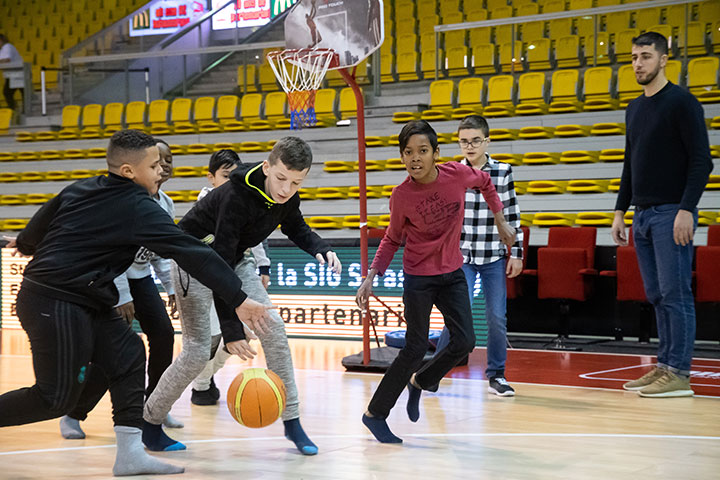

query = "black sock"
[[141, 420, 186, 452], [406, 382, 422, 422], [362, 414, 402, 443], [283, 418, 318, 455]]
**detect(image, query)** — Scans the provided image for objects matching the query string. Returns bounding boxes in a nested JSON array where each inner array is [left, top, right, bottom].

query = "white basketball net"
[[266, 48, 336, 94]]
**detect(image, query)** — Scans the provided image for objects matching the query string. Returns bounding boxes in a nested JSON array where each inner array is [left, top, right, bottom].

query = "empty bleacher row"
[[381, 0, 720, 81]]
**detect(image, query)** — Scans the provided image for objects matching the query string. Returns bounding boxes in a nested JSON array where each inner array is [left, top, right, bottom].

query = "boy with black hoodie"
[[0, 130, 272, 477], [143, 137, 341, 456]]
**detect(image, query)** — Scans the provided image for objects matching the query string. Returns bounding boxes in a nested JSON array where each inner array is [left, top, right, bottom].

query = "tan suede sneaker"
[[623, 367, 665, 391], [638, 370, 694, 398]]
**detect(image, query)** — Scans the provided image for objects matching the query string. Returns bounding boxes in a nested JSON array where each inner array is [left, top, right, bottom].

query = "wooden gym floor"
[[0, 329, 718, 479]]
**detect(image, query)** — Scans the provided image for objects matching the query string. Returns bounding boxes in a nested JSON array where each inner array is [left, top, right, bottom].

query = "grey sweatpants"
[[143, 255, 300, 424]]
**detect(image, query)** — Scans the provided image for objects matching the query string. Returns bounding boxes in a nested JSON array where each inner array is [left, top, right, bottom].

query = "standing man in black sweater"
[[611, 32, 713, 398], [0, 130, 273, 476]]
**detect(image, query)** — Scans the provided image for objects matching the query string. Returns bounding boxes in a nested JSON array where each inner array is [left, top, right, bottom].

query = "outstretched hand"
[[234, 298, 276, 336], [316, 251, 342, 274]]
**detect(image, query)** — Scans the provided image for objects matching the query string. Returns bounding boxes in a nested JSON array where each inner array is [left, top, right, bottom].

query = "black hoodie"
[[17, 173, 246, 311], [178, 161, 331, 342]]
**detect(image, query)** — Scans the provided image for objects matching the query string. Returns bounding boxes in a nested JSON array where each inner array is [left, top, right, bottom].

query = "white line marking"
[[2, 432, 719, 456]]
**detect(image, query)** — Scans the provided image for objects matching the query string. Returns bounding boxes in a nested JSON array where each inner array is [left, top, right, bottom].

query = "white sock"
[[60, 415, 86, 439], [112, 426, 184, 476], [163, 414, 184, 429]]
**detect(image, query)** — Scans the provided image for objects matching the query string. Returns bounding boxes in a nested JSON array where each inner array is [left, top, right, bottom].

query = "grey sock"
[[112, 426, 184, 477], [163, 414, 184, 429], [60, 415, 86, 439]]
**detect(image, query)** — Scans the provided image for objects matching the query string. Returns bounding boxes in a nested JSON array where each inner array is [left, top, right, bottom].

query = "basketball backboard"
[[284, 0, 384, 69]]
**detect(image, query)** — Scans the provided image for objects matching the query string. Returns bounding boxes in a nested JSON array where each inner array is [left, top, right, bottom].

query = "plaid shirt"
[[460, 156, 523, 264]]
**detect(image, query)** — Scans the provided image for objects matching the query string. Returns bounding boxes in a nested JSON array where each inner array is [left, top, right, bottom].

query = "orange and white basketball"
[[226, 368, 286, 428]]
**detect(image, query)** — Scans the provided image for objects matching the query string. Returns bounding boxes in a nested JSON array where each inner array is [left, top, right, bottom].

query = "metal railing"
[[433, 0, 701, 81]]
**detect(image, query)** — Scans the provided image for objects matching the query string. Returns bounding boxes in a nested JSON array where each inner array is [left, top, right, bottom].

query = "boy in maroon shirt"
[[356, 120, 515, 443]]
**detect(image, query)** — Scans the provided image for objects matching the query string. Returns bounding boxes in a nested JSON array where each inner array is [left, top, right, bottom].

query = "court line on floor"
[[2, 432, 719, 456]]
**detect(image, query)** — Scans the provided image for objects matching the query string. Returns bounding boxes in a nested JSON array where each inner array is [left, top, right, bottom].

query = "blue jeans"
[[633, 204, 697, 376], [436, 259, 508, 378]]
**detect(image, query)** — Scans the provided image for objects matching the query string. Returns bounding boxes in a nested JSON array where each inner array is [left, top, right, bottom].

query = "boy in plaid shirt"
[[435, 115, 523, 396]]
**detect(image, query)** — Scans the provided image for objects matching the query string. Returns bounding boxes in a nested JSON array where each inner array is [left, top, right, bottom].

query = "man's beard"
[[637, 64, 661, 86]]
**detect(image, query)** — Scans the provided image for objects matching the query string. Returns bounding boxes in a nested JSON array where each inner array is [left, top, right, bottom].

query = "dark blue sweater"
[[615, 82, 713, 212]]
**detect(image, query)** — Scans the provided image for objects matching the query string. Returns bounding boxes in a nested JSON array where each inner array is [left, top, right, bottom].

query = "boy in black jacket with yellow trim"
[[0, 130, 273, 477], [143, 137, 341, 455]]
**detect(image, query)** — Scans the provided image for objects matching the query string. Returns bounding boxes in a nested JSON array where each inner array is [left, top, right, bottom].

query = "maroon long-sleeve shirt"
[[371, 162, 503, 276]]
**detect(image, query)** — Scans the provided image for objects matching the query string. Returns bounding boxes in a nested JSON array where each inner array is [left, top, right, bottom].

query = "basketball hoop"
[[267, 48, 337, 129]]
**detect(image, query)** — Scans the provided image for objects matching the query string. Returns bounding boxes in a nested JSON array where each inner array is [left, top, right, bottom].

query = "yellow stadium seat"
[[102, 102, 124, 136], [705, 175, 720, 190], [483, 75, 515, 117], [596, 0, 621, 5], [0, 151, 15, 161], [191, 97, 218, 133], [70, 169, 95, 179], [125, 101, 147, 130], [238, 141, 269, 152], [634, 8, 661, 31], [548, 18, 572, 39], [516, 72, 548, 115], [646, 25, 674, 57], [583, 67, 618, 111], [313, 89, 338, 126], [575, 212, 614, 226], [239, 93, 263, 126], [307, 216, 344, 229], [237, 64, 257, 93], [710, 145, 720, 158], [445, 46, 469, 77], [549, 69, 583, 113], [519, 126, 555, 139], [567, 180, 610, 193], [591, 123, 625, 135], [614, 29, 639, 64], [147, 99, 170, 134], [688, 57, 720, 104], [554, 124, 591, 137], [526, 38, 552, 71], [559, 150, 599, 163], [258, 62, 280, 92], [498, 42, 523, 73], [520, 212, 533, 226], [39, 149, 63, 159], [677, 22, 708, 56], [168, 98, 195, 134], [492, 153, 523, 166], [698, 211, 718, 226], [15, 131, 35, 142], [1, 219, 29, 231], [555, 35, 581, 68], [623, 210, 634, 226], [443, 12, 466, 49], [421, 80, 456, 121], [25, 193, 55, 205], [608, 178, 621, 192], [385, 158, 406, 170], [604, 11, 630, 34], [86, 147, 106, 158], [365, 160, 388, 171], [377, 214, 392, 227], [471, 44, 496, 75], [380, 52, 395, 83], [584, 33, 611, 66], [0, 194, 25, 205], [186, 144, 213, 154], [64, 148, 86, 159], [600, 149, 626, 163], [263, 91, 291, 129], [349, 186, 384, 199], [526, 180, 568, 194], [397, 51, 420, 81], [172, 166, 202, 178], [16, 151, 39, 161], [0, 172, 21, 182], [419, 14, 440, 35], [381, 185, 397, 197], [366, 136, 389, 147], [36, 105, 81, 141], [712, 117, 720, 129], [339, 87, 359, 120], [19, 171, 43, 182], [342, 215, 380, 229], [543, 0, 566, 13], [617, 64, 642, 108], [489, 128, 519, 140], [713, 21, 720, 54], [439, 0, 461, 17], [323, 161, 355, 173], [299, 188, 317, 200], [522, 152, 560, 164], [217, 95, 243, 131], [0, 108, 12, 135], [698, 0, 720, 26], [532, 212, 577, 227], [79, 104, 104, 138], [514, 181, 528, 195], [315, 187, 350, 200], [522, 20, 545, 43], [469, 26, 492, 48], [451, 77, 484, 118]]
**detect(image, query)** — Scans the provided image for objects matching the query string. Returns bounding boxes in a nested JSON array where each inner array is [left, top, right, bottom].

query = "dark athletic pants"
[[368, 269, 476, 419], [0, 286, 145, 428], [68, 275, 175, 421]]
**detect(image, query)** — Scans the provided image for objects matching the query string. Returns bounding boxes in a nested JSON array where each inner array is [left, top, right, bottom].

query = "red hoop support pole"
[[338, 67, 371, 365]]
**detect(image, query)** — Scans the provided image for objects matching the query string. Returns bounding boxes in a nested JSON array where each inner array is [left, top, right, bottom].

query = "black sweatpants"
[[367, 269, 476, 419], [0, 287, 146, 428], [67, 275, 175, 421], [3, 79, 23, 111]]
